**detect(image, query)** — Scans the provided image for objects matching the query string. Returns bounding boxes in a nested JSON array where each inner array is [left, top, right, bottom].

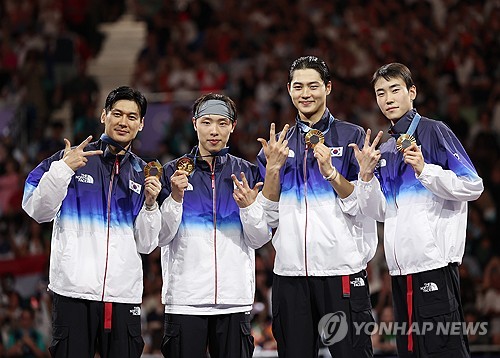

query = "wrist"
[[323, 167, 338, 181], [144, 201, 158, 211]]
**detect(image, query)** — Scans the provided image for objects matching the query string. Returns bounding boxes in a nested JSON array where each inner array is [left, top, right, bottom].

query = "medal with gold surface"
[[396, 134, 416, 152], [144, 161, 163, 179], [305, 129, 325, 148], [176, 157, 195, 175]]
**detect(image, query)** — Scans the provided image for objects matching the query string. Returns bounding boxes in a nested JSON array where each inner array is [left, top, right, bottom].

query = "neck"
[[298, 110, 324, 127]]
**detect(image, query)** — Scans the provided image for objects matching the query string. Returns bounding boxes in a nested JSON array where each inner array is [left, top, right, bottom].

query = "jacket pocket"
[[161, 322, 181, 357], [127, 323, 144, 358], [350, 298, 374, 348], [417, 297, 462, 353], [48, 325, 69, 358], [240, 321, 255, 358]]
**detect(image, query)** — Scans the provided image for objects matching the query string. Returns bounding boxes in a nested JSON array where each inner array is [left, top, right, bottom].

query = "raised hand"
[[348, 129, 384, 182], [257, 123, 290, 172], [313, 142, 335, 178], [232, 172, 264, 208], [170, 170, 189, 203], [403, 143, 424, 176], [144, 176, 162, 207], [63, 135, 103, 172]]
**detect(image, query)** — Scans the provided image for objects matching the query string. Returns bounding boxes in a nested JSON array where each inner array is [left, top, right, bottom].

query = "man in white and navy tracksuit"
[[353, 63, 484, 358]]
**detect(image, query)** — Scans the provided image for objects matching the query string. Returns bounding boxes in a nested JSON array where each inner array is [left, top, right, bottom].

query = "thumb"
[[63, 138, 71, 155], [253, 182, 264, 192], [257, 138, 268, 149], [348, 143, 359, 153]]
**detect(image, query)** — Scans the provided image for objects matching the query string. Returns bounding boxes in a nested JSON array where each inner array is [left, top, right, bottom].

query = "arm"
[[159, 194, 183, 246], [158, 169, 188, 246], [232, 172, 271, 249], [404, 123, 484, 201], [134, 175, 161, 254], [22, 136, 103, 223], [257, 123, 289, 202], [313, 143, 354, 199], [349, 129, 387, 221]]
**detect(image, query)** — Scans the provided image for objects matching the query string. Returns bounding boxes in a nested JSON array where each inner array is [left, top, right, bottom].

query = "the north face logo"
[[350, 277, 365, 287], [420, 282, 438, 292], [75, 174, 94, 184], [130, 307, 141, 316]]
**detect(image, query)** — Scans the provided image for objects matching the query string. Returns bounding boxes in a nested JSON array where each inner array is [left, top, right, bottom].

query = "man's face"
[[374, 76, 416, 123], [194, 114, 235, 156], [288, 68, 331, 123], [101, 99, 144, 149]]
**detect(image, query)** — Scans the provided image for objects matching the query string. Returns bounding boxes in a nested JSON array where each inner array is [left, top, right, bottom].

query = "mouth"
[[208, 140, 220, 145], [386, 107, 398, 112], [300, 101, 314, 106], [115, 129, 129, 135]]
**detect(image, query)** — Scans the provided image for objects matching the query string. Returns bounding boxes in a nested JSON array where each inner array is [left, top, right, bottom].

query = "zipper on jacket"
[[102, 157, 119, 301], [303, 148, 309, 276], [211, 162, 218, 304]]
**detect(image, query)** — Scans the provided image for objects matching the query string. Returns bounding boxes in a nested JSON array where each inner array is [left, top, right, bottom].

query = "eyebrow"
[[376, 83, 402, 92], [292, 81, 321, 86], [111, 108, 139, 116]]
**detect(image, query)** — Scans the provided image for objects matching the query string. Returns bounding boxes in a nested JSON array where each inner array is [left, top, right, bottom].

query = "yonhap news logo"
[[318, 311, 348, 346]]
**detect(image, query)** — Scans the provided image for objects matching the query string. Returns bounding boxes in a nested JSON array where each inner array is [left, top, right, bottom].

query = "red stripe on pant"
[[342, 275, 350, 298], [407, 275, 413, 352], [104, 302, 113, 331]]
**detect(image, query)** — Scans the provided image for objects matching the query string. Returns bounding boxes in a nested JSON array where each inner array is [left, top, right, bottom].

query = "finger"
[[77, 135, 93, 149], [253, 182, 264, 191], [371, 131, 384, 148], [82, 150, 103, 157], [239, 172, 250, 189], [364, 129, 372, 149], [231, 174, 243, 189], [64, 138, 71, 153], [277, 124, 290, 145], [257, 138, 268, 150], [269, 123, 276, 143], [348, 143, 360, 153]]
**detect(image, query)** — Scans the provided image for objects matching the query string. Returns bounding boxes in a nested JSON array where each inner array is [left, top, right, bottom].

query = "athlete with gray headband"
[[157, 93, 272, 358], [194, 98, 236, 122]]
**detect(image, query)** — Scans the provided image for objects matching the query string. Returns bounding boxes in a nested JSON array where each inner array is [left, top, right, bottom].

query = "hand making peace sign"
[[63, 135, 103, 172], [257, 123, 290, 172], [348, 129, 384, 182]]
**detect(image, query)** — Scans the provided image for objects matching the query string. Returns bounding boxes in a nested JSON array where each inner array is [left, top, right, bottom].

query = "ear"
[[100, 109, 106, 124], [325, 81, 332, 96], [231, 120, 237, 133], [409, 85, 417, 101], [138, 118, 144, 131], [287, 83, 292, 96], [192, 117, 197, 131]]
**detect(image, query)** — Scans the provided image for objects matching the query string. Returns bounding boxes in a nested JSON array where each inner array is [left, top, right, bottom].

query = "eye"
[[310, 85, 318, 90], [129, 115, 138, 121]]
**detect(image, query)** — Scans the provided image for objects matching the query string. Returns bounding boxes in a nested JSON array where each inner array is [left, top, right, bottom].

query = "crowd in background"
[[0, 0, 499, 356]]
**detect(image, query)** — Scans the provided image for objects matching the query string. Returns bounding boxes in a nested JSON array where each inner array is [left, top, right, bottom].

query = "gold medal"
[[305, 129, 324, 148], [396, 134, 416, 152], [144, 161, 163, 179], [176, 157, 195, 175]]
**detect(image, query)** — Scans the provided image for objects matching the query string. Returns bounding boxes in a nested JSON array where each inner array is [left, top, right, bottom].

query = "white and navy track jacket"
[[22, 140, 161, 304], [159, 148, 271, 307], [356, 109, 484, 276], [257, 110, 378, 277]]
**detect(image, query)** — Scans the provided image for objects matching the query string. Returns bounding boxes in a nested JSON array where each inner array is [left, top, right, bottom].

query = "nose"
[[301, 87, 311, 97]]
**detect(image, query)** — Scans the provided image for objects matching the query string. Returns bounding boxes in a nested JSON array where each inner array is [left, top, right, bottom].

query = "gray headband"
[[194, 99, 235, 121]]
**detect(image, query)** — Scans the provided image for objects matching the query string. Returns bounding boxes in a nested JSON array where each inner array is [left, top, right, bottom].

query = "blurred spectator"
[[5, 307, 46, 357]]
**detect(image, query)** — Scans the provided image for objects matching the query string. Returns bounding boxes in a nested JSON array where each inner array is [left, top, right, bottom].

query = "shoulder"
[[227, 154, 257, 169], [332, 118, 365, 135]]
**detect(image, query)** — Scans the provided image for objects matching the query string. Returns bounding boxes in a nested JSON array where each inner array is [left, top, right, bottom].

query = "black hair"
[[371, 63, 414, 90], [288, 56, 331, 85], [104, 86, 148, 118]]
